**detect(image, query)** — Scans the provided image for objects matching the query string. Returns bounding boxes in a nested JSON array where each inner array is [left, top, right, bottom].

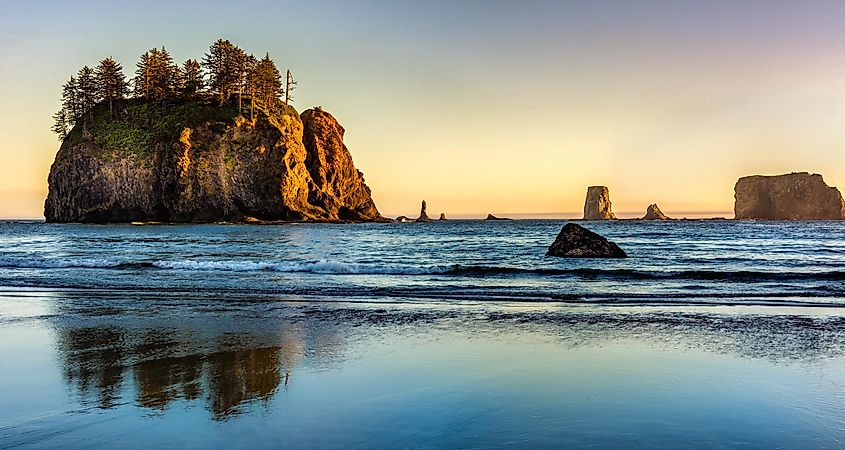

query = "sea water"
[[0, 220, 843, 448]]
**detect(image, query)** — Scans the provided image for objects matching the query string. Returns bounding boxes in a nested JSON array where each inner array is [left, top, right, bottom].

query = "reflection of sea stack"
[[642, 204, 670, 220], [734, 172, 845, 220], [583, 186, 616, 220], [417, 200, 431, 222], [439, 213, 447, 220]]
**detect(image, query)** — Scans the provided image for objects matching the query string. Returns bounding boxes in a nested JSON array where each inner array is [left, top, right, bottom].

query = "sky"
[[2, 0, 845, 219]]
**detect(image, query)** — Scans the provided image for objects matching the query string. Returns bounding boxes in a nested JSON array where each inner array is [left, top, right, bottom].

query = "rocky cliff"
[[45, 100, 387, 223], [734, 172, 845, 220], [583, 186, 616, 220]]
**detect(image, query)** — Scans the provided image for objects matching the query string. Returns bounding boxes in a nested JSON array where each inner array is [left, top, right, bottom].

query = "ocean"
[[0, 220, 843, 448]]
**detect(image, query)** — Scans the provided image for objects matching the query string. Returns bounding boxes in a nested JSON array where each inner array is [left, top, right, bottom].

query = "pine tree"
[[250, 53, 282, 109], [181, 59, 203, 99], [134, 47, 179, 101], [76, 66, 99, 121], [61, 76, 82, 121], [202, 39, 248, 104], [95, 57, 129, 115], [51, 109, 69, 140]]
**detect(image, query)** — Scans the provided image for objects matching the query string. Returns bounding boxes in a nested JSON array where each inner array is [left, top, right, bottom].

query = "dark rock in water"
[[439, 213, 447, 220], [396, 216, 413, 223], [485, 214, 512, 220], [642, 204, 670, 220], [546, 223, 627, 258], [417, 200, 431, 222], [583, 186, 616, 220], [44, 99, 388, 223], [734, 172, 845, 220]]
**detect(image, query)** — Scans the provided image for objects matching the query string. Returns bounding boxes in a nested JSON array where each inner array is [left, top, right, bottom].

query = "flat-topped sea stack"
[[734, 172, 845, 220], [642, 204, 670, 220], [583, 186, 616, 220], [546, 223, 627, 258], [45, 100, 387, 223]]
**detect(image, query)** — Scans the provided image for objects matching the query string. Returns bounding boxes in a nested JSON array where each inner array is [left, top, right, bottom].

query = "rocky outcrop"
[[734, 172, 845, 220], [438, 213, 447, 220], [417, 200, 431, 222], [485, 214, 512, 220], [45, 100, 388, 223], [642, 204, 670, 220], [395, 216, 413, 223], [546, 223, 627, 258], [583, 186, 616, 220]]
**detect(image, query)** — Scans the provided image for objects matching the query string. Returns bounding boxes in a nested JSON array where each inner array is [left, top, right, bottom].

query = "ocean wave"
[[3, 257, 845, 282]]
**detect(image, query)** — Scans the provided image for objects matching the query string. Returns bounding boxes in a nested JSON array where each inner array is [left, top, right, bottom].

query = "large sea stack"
[[45, 100, 387, 223], [583, 186, 616, 220], [642, 204, 670, 220], [734, 172, 845, 220]]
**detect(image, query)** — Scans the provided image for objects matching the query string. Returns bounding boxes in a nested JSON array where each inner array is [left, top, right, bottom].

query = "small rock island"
[[546, 223, 627, 258], [734, 172, 845, 220], [44, 39, 387, 223]]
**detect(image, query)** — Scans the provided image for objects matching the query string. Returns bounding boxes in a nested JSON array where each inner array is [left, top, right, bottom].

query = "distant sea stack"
[[642, 204, 670, 220], [438, 213, 447, 220], [583, 186, 616, 220], [734, 172, 845, 220], [417, 200, 431, 222], [485, 214, 512, 220], [44, 100, 388, 223]]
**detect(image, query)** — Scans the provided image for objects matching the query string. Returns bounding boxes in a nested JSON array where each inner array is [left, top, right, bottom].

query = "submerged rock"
[[583, 186, 616, 220], [417, 200, 431, 222], [438, 213, 447, 220], [642, 204, 670, 220], [45, 99, 388, 223], [734, 172, 845, 220], [546, 223, 627, 258]]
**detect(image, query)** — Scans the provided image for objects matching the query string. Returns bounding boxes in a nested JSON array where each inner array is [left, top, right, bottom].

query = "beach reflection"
[[55, 319, 334, 420]]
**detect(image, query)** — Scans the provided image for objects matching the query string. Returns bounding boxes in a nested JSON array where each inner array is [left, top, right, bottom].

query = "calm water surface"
[[0, 220, 843, 448]]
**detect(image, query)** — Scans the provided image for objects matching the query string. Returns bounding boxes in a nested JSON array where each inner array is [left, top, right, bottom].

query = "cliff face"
[[583, 186, 616, 220], [45, 100, 387, 223], [734, 172, 845, 220]]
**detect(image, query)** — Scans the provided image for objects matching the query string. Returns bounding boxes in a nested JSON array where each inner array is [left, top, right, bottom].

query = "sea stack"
[[546, 223, 627, 258], [642, 204, 670, 220], [485, 214, 511, 220], [734, 172, 845, 220], [44, 102, 387, 223], [439, 213, 447, 220], [583, 186, 616, 220], [417, 200, 431, 221]]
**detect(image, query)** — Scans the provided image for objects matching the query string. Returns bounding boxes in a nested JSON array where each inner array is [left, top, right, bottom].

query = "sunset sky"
[[2, 0, 845, 219]]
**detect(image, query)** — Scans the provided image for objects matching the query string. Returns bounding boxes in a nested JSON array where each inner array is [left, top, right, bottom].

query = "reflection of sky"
[[3, 1, 845, 217], [0, 294, 843, 447]]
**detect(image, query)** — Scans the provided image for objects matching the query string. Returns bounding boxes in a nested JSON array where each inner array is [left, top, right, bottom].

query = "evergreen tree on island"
[[94, 57, 129, 116], [50, 38, 300, 139]]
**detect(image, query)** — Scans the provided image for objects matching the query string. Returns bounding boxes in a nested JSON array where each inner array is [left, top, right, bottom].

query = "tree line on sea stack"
[[51, 39, 298, 139]]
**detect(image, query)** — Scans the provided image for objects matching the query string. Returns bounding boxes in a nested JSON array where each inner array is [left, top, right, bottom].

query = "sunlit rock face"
[[583, 186, 616, 220], [734, 172, 845, 220], [44, 100, 386, 223]]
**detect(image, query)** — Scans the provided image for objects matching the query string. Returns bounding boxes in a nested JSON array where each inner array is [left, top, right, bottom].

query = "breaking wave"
[[2, 257, 845, 281]]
